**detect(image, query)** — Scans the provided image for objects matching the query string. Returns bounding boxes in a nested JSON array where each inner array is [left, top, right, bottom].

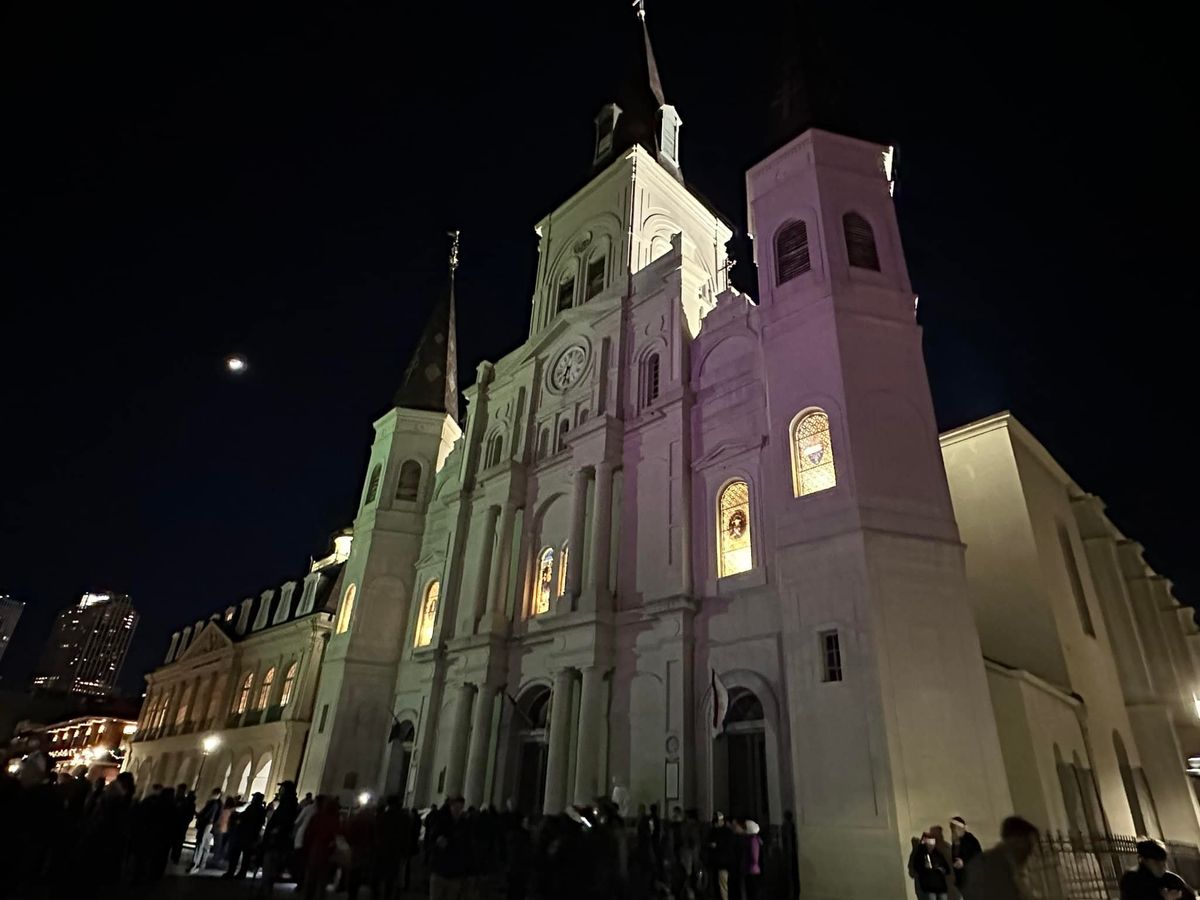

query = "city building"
[[123, 533, 348, 796], [32, 592, 138, 695], [0, 595, 23, 667], [18, 713, 139, 781], [126, 14, 1200, 899]]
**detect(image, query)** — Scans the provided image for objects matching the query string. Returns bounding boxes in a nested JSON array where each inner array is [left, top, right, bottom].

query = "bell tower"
[[299, 234, 463, 801], [746, 130, 1012, 900]]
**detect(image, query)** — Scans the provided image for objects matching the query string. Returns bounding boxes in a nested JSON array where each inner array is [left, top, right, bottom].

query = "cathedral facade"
[[125, 23, 1200, 899]]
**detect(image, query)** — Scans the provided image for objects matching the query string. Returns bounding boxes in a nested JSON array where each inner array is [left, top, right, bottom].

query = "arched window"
[[641, 352, 661, 408], [486, 433, 504, 469], [280, 662, 298, 707], [335, 583, 356, 635], [363, 464, 382, 507], [790, 409, 837, 496], [843, 212, 880, 271], [556, 420, 570, 453], [235, 673, 253, 715], [396, 460, 421, 502], [175, 683, 192, 726], [725, 687, 764, 725], [414, 580, 439, 648], [717, 480, 753, 577], [557, 543, 569, 599], [585, 255, 606, 300], [536, 428, 550, 461], [257, 667, 275, 710], [556, 272, 576, 313], [775, 220, 811, 284], [535, 547, 554, 615]]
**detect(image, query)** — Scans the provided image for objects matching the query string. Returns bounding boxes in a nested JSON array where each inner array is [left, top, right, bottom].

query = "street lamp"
[[193, 735, 221, 791]]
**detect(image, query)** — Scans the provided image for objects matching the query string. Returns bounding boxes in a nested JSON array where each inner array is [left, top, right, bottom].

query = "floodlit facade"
[[123, 535, 348, 796], [29, 714, 137, 780], [32, 592, 138, 695]]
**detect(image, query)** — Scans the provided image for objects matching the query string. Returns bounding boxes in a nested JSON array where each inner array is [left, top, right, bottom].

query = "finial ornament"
[[447, 229, 460, 276], [632, 0, 646, 22]]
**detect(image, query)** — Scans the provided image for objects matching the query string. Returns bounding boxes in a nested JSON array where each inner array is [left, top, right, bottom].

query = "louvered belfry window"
[[776, 220, 811, 284], [843, 212, 880, 271]]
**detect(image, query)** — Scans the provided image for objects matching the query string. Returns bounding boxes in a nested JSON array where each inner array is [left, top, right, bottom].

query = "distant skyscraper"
[[0, 595, 24, 667], [33, 592, 138, 695]]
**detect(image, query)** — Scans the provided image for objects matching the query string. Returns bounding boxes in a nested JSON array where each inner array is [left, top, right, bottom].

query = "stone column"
[[583, 461, 613, 610], [444, 683, 476, 797], [544, 668, 576, 814], [471, 505, 502, 629], [573, 666, 606, 804], [464, 684, 497, 807], [566, 469, 590, 603], [484, 503, 518, 630]]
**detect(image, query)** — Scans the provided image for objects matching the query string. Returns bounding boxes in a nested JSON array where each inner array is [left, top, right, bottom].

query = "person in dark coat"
[[428, 796, 472, 899], [191, 787, 223, 871], [950, 816, 983, 895], [704, 812, 736, 900], [909, 831, 952, 900], [259, 782, 299, 896], [224, 792, 267, 878], [781, 810, 801, 900], [171, 784, 196, 863], [374, 795, 412, 900], [1121, 839, 1197, 900]]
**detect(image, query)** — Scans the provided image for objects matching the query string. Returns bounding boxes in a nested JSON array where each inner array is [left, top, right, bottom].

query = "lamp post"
[[193, 735, 221, 792]]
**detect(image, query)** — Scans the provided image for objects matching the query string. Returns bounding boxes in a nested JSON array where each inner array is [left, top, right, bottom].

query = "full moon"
[[225, 355, 247, 373]]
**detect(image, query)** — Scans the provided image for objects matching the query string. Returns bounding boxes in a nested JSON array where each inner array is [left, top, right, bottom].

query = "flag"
[[711, 669, 729, 738]]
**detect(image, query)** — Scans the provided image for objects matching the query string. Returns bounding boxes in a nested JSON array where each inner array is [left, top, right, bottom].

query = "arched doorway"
[[714, 688, 769, 826], [233, 756, 252, 799], [514, 686, 551, 815], [249, 753, 273, 797], [385, 721, 417, 798]]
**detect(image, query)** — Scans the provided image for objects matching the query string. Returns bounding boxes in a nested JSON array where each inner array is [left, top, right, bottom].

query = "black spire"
[[393, 231, 460, 422]]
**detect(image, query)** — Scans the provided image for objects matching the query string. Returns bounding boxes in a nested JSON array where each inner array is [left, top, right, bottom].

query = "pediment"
[[692, 436, 767, 472], [175, 622, 233, 662]]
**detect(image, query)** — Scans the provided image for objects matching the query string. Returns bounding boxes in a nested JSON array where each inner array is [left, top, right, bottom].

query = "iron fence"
[[1034, 832, 1200, 900]]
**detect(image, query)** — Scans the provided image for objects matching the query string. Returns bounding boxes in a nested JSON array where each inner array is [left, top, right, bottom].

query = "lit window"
[[775, 220, 811, 284], [414, 581, 440, 648], [843, 212, 879, 271], [585, 256, 605, 300], [280, 662, 298, 707], [175, 684, 192, 725], [535, 547, 554, 615], [235, 673, 253, 715], [557, 276, 575, 313], [641, 353, 661, 408], [396, 460, 421, 502], [363, 465, 382, 507], [557, 543, 569, 600], [335, 583, 357, 635], [717, 481, 753, 577], [821, 630, 843, 682], [790, 410, 836, 497], [257, 667, 275, 710]]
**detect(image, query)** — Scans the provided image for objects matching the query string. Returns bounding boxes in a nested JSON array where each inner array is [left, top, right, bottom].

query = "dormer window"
[[557, 276, 576, 313], [585, 256, 605, 301]]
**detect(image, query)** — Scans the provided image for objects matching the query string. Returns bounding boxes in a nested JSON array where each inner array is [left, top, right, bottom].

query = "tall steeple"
[[592, 1, 682, 180], [393, 231, 460, 422]]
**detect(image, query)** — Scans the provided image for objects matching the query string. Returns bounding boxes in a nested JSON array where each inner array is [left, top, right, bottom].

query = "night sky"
[[1, 1, 1194, 694]]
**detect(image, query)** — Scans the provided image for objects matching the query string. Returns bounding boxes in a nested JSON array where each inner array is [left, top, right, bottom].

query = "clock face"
[[551, 345, 587, 390]]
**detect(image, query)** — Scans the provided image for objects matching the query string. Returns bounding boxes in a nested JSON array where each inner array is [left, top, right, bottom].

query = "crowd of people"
[[2, 747, 1198, 900]]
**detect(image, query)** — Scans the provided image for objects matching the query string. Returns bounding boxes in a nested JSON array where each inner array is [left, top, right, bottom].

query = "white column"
[[464, 684, 497, 807], [543, 668, 576, 814], [583, 461, 613, 611], [566, 469, 590, 604], [573, 666, 606, 804], [444, 683, 476, 798], [471, 505, 501, 629], [484, 503, 517, 630]]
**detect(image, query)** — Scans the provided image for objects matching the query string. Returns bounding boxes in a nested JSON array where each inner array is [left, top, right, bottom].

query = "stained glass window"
[[557, 543, 569, 600], [414, 581, 439, 648], [535, 547, 554, 615], [335, 583, 356, 634], [717, 481, 753, 577], [791, 410, 836, 497]]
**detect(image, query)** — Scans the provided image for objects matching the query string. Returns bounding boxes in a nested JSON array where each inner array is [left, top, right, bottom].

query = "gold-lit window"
[[535, 547, 554, 615], [235, 673, 253, 715], [335, 583, 356, 634], [280, 662, 298, 706], [257, 667, 275, 710], [717, 480, 753, 577], [791, 410, 836, 497], [556, 543, 569, 601], [175, 684, 192, 725], [414, 581, 440, 648]]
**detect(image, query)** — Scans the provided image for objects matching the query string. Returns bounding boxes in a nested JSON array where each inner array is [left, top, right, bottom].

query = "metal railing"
[[1035, 832, 1200, 900]]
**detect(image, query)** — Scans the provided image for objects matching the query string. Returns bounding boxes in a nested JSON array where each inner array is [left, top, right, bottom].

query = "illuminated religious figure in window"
[[535, 547, 554, 615], [790, 409, 836, 497], [414, 580, 439, 648], [556, 543, 569, 600], [718, 480, 753, 577]]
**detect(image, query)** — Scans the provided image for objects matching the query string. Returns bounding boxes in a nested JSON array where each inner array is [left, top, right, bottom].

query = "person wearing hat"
[[1120, 838, 1197, 900], [909, 831, 952, 900], [950, 816, 982, 893], [743, 820, 764, 900]]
